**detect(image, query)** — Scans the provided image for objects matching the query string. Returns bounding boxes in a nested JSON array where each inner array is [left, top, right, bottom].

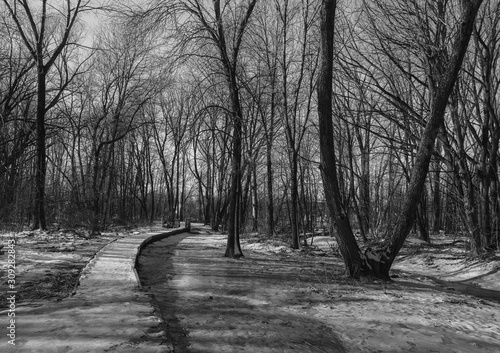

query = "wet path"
[[136, 232, 193, 352], [136, 225, 347, 353]]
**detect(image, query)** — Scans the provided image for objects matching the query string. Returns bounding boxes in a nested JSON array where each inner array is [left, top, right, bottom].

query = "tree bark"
[[266, 140, 275, 237], [431, 145, 442, 233], [318, 0, 365, 278], [33, 66, 47, 230], [225, 70, 244, 258], [290, 152, 300, 249], [354, 110, 371, 238]]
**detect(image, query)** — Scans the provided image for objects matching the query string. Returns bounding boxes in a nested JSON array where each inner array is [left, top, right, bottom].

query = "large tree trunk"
[[225, 70, 244, 258], [317, 0, 365, 278], [318, 0, 483, 280], [207, 0, 257, 258]]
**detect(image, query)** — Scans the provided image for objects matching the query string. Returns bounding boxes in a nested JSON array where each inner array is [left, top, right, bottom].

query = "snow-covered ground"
[[139, 229, 500, 352], [2, 227, 499, 352]]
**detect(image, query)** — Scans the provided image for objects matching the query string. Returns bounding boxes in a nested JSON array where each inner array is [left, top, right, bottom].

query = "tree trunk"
[[240, 165, 252, 230], [252, 165, 259, 232], [225, 70, 244, 258], [33, 67, 47, 230], [318, 0, 483, 280], [290, 152, 300, 249], [356, 125, 371, 238], [431, 145, 442, 233], [416, 192, 429, 242], [317, 0, 365, 278], [180, 153, 186, 221], [91, 148, 101, 235], [266, 141, 275, 237], [206, 0, 257, 258]]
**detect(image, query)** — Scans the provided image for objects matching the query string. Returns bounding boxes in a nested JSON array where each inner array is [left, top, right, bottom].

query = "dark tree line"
[[0, 0, 495, 279]]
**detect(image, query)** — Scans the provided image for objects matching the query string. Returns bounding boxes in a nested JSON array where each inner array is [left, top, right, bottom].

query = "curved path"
[[137, 224, 347, 353], [10, 226, 188, 353]]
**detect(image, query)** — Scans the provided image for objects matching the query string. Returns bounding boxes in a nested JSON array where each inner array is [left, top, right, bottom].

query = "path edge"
[[133, 223, 191, 289]]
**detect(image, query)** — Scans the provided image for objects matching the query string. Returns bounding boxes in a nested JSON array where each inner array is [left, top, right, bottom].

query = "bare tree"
[[1, 0, 94, 229], [245, 0, 283, 237], [77, 17, 165, 234], [180, 0, 258, 257], [275, 0, 319, 249], [318, 0, 364, 278], [0, 13, 36, 224], [151, 86, 193, 226], [319, 0, 484, 279]]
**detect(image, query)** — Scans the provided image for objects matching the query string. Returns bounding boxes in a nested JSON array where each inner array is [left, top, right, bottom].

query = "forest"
[[0, 0, 497, 279]]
